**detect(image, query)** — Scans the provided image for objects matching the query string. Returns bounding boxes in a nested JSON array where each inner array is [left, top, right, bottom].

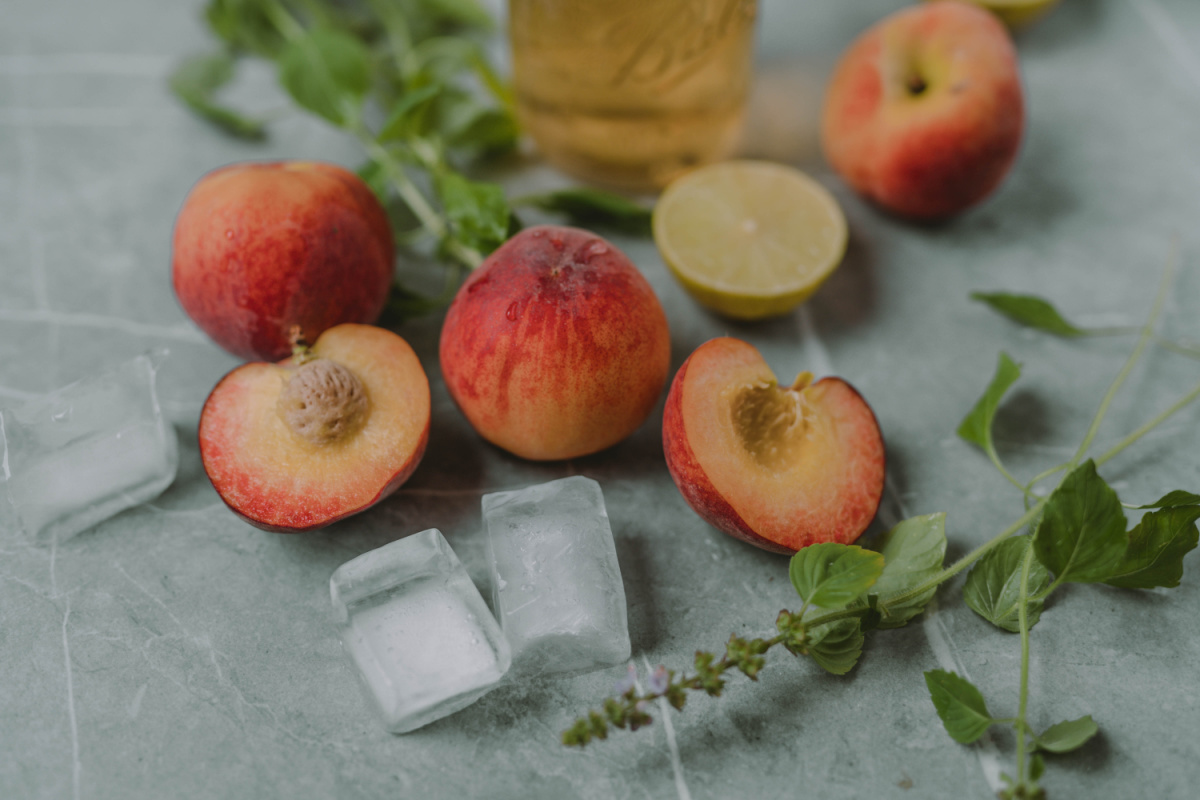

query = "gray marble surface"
[[4, 0, 1200, 798]]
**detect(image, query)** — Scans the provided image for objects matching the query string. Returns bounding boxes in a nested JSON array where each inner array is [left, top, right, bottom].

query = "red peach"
[[173, 161, 394, 361], [821, 1, 1024, 220], [439, 225, 671, 461]]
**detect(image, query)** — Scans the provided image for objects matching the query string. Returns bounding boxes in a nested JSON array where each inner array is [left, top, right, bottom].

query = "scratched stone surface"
[[3, 1, 1200, 798]]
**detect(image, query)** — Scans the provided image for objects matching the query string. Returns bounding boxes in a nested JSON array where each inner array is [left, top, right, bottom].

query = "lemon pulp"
[[652, 160, 848, 320]]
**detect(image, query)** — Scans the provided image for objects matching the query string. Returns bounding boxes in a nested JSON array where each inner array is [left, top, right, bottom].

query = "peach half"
[[198, 324, 430, 532], [663, 338, 885, 554]]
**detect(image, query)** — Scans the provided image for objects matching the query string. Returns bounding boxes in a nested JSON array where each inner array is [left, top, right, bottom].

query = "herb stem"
[[359, 134, 484, 270], [1014, 542, 1036, 788], [1154, 335, 1200, 359], [1024, 249, 1181, 496], [986, 442, 1035, 502], [264, 0, 306, 42], [1067, 245, 1176, 470], [1094, 377, 1200, 468]]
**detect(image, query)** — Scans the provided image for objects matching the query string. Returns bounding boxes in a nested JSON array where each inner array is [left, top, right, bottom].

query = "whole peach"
[[439, 225, 670, 461], [821, 1, 1024, 220], [172, 161, 394, 361]]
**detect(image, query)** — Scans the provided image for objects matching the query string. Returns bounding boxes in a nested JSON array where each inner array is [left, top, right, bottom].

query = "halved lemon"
[[653, 160, 848, 321]]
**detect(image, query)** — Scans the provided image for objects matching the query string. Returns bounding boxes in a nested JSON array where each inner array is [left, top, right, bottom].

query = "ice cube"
[[0, 350, 179, 545], [330, 529, 510, 733], [482, 476, 630, 675]]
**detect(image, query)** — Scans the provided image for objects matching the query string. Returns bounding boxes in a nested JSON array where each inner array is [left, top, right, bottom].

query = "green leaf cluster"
[[960, 458, 1200, 636], [169, 0, 522, 290]]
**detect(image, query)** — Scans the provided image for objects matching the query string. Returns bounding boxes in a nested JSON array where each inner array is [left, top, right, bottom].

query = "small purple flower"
[[647, 665, 669, 695], [613, 664, 637, 695]]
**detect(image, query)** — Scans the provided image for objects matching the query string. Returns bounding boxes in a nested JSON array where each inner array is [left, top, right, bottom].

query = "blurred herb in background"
[[170, 0, 650, 316]]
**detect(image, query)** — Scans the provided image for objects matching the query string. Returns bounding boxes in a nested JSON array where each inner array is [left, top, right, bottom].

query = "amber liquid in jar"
[[509, 0, 758, 192]]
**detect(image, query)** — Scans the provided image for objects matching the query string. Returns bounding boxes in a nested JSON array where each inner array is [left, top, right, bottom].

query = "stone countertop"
[[3, 1, 1200, 798]]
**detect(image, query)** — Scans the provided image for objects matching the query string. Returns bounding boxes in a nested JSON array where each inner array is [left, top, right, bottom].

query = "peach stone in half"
[[663, 337, 885, 554], [199, 324, 431, 532]]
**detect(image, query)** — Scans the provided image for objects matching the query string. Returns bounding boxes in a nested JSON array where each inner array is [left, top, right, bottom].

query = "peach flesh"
[[663, 338, 885, 554], [172, 161, 394, 361], [198, 324, 430, 532], [439, 225, 671, 461], [821, 1, 1024, 220]]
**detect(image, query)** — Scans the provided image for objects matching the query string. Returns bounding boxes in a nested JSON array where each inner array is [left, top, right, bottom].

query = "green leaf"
[[434, 171, 510, 256], [1104, 506, 1200, 589], [357, 159, 389, 206], [447, 107, 519, 157], [957, 352, 1021, 453], [1030, 753, 1046, 781], [806, 619, 864, 676], [1137, 490, 1200, 509], [971, 292, 1088, 337], [378, 84, 442, 142], [924, 669, 995, 744], [204, 0, 284, 57], [416, 0, 494, 29], [514, 188, 654, 236], [868, 513, 948, 628], [410, 37, 484, 83], [1035, 715, 1098, 754], [963, 536, 1051, 633], [1034, 460, 1128, 584], [789, 543, 885, 610], [277, 28, 371, 126], [168, 52, 267, 140]]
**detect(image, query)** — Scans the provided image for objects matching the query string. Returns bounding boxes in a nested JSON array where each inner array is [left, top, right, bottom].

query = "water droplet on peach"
[[583, 241, 609, 262]]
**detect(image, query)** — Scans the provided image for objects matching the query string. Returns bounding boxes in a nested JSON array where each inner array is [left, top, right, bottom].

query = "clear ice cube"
[[330, 528, 511, 733], [0, 350, 179, 545], [482, 476, 630, 675]]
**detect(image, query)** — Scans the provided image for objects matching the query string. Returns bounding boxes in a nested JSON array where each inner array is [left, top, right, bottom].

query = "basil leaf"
[[1137, 490, 1200, 509], [963, 536, 1051, 633], [924, 669, 995, 744], [971, 292, 1087, 337], [1033, 460, 1128, 584], [435, 172, 510, 256], [806, 619, 864, 676], [869, 513, 948, 628], [416, 0, 493, 29], [378, 84, 442, 142], [515, 188, 654, 236], [1104, 506, 1200, 589], [788, 543, 884, 610], [278, 28, 371, 126], [357, 159, 390, 205], [957, 352, 1021, 453], [204, 0, 284, 57], [1035, 715, 1098, 754], [447, 108, 519, 158], [169, 51, 267, 140]]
